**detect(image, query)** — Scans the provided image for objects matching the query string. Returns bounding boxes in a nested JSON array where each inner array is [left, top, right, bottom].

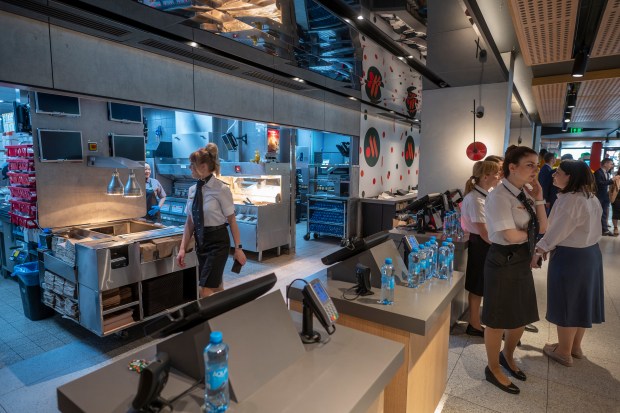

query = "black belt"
[[203, 224, 228, 233]]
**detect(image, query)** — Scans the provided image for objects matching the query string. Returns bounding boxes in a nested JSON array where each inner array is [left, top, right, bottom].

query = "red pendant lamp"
[[466, 99, 487, 161]]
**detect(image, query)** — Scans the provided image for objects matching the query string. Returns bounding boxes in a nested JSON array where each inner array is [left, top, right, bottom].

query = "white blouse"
[[485, 180, 534, 245], [460, 185, 489, 235], [536, 192, 602, 251], [185, 177, 235, 226]]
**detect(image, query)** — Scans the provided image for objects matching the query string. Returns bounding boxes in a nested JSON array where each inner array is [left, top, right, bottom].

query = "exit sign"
[[569, 128, 582, 133]]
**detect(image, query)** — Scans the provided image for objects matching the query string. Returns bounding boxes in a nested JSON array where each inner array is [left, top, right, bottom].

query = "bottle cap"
[[210, 331, 223, 344], [442, 242, 448, 246], [430, 236, 436, 240], [385, 257, 392, 265], [447, 238, 453, 242]]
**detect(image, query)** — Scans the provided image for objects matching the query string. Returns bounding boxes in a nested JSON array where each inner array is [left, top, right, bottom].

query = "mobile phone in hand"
[[231, 259, 242, 274], [537, 256, 543, 267]]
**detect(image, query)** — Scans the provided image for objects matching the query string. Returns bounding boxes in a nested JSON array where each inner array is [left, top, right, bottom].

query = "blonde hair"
[[464, 161, 500, 195], [189, 143, 220, 176]]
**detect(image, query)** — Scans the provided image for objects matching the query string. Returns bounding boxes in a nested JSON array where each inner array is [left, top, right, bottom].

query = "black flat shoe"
[[466, 324, 485, 337], [485, 366, 520, 394], [524, 323, 538, 333], [499, 351, 527, 381]]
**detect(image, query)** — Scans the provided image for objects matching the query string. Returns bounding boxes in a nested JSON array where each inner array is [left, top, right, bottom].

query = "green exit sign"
[[569, 128, 582, 133]]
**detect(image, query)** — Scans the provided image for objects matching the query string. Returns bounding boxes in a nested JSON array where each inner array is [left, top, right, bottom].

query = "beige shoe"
[[543, 343, 573, 367], [571, 348, 584, 359], [614, 228, 619, 236]]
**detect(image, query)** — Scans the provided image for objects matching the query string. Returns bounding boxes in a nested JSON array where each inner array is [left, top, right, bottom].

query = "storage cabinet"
[[304, 196, 348, 241]]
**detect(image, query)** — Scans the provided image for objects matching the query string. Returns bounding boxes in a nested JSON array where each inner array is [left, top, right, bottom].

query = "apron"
[[144, 178, 160, 222]]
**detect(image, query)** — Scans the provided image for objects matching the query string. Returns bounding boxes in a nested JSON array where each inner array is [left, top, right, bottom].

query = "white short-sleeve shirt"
[[185, 177, 235, 227], [461, 185, 489, 235], [485, 180, 534, 245]]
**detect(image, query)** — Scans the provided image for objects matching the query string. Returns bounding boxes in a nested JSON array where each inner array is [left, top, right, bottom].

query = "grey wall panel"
[[0, 10, 53, 88], [49, 25, 194, 110], [273, 89, 324, 131], [324, 102, 360, 137], [194, 66, 274, 122], [32, 96, 145, 228]]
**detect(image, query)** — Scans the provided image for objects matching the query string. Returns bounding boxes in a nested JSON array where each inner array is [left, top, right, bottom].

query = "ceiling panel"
[[532, 82, 566, 123], [590, 0, 620, 57]]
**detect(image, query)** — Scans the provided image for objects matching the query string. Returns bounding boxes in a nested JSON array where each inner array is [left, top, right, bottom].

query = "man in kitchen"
[[144, 163, 166, 223]]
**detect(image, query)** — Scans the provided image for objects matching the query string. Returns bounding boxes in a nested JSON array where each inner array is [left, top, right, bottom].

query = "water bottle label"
[[389, 277, 395, 289], [208, 366, 228, 389]]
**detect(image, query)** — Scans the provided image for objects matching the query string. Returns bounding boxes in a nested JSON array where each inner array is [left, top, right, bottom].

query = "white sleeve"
[[219, 185, 235, 217], [184, 185, 196, 215], [536, 196, 584, 251], [471, 196, 486, 223]]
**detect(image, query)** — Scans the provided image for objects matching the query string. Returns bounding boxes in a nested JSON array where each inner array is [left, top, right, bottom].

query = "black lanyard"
[[474, 187, 487, 198]]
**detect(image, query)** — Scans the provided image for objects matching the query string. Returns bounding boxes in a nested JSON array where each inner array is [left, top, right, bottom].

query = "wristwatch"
[[534, 200, 546, 206], [236, 244, 243, 249]]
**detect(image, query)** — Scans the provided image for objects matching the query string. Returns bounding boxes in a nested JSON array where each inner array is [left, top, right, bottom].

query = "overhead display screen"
[[38, 129, 84, 162]]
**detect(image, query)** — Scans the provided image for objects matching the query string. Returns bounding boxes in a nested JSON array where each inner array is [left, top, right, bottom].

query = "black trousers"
[[601, 199, 610, 232]]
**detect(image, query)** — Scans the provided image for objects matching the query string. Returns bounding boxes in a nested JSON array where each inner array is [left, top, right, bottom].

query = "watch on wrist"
[[236, 244, 243, 249], [534, 200, 546, 206]]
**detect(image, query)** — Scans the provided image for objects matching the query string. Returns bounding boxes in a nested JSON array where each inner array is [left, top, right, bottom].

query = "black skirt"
[[195, 226, 230, 288], [547, 244, 604, 328], [465, 233, 490, 296], [481, 243, 539, 329]]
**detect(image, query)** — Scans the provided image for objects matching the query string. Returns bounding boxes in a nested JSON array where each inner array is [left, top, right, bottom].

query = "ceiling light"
[[107, 169, 124, 196], [572, 48, 589, 78], [0, 100, 4, 103], [407, 55, 414, 59], [292, 77, 304, 83], [561, 121, 568, 132], [348, 97, 357, 101], [566, 93, 577, 108], [564, 116, 571, 123], [188, 41, 198, 47], [123, 169, 142, 197], [357, 15, 364, 20]]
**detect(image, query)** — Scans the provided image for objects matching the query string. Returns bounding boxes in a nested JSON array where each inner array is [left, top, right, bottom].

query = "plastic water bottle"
[[379, 258, 395, 305], [418, 244, 427, 284], [454, 210, 464, 240], [407, 247, 421, 288], [204, 331, 229, 412], [429, 237, 439, 279], [442, 213, 450, 239], [437, 242, 450, 280], [446, 238, 455, 275], [423, 242, 433, 281]]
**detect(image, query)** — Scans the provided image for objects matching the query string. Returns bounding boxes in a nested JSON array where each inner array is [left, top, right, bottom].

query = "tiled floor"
[[1, 223, 619, 412]]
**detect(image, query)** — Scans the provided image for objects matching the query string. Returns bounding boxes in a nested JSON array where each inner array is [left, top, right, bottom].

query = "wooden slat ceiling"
[[510, 0, 620, 126]]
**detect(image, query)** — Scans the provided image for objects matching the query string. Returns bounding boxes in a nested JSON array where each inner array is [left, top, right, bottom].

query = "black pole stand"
[[300, 299, 321, 343]]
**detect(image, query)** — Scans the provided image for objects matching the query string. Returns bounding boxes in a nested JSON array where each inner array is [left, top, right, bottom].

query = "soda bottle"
[[437, 242, 450, 280], [379, 258, 395, 305], [407, 246, 421, 288], [204, 331, 229, 412]]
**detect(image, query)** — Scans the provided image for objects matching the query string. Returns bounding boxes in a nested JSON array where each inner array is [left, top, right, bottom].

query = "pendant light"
[[466, 99, 487, 161], [123, 169, 143, 197], [107, 169, 124, 195]]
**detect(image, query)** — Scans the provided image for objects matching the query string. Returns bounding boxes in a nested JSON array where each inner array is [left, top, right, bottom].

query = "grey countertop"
[[57, 314, 404, 413], [289, 268, 465, 336]]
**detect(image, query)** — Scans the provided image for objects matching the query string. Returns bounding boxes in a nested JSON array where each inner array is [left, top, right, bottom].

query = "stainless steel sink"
[[87, 220, 163, 236]]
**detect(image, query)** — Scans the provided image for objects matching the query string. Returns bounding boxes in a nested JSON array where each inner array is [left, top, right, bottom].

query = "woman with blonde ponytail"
[[461, 161, 501, 337]]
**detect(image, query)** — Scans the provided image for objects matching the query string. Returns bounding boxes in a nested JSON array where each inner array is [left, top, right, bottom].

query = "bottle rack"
[[7, 143, 37, 229], [304, 196, 348, 241]]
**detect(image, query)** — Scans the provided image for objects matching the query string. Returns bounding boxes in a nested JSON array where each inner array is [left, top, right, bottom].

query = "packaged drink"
[[204, 331, 230, 412], [418, 245, 427, 284], [407, 247, 421, 288], [437, 242, 450, 280], [379, 258, 395, 305], [446, 238, 455, 275], [423, 242, 433, 281], [429, 238, 438, 279]]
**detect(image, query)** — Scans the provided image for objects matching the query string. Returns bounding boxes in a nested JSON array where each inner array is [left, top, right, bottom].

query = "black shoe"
[[603, 231, 614, 236], [502, 333, 522, 347], [524, 324, 538, 333], [466, 324, 485, 337], [499, 351, 527, 381], [485, 366, 520, 394]]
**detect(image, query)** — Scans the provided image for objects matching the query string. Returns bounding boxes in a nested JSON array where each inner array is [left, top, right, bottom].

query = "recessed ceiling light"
[[357, 15, 364, 20], [188, 41, 198, 47], [348, 97, 357, 101]]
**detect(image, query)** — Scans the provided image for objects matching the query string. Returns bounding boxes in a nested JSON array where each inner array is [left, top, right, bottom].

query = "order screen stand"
[[300, 299, 321, 343]]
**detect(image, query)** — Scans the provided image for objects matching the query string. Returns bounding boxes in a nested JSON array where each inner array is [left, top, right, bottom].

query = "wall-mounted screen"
[[110, 134, 146, 162], [35, 92, 81, 116], [37, 129, 83, 162], [108, 102, 142, 123]]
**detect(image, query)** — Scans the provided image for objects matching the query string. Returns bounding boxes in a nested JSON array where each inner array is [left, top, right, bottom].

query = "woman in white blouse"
[[461, 160, 501, 337], [534, 160, 604, 367], [482, 146, 548, 395]]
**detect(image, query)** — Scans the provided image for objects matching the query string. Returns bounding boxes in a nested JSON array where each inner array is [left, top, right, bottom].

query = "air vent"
[[242, 71, 309, 90], [3, 0, 130, 37], [138, 39, 239, 71]]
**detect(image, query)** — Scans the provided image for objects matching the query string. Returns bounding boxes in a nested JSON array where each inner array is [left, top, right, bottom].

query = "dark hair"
[[503, 145, 537, 178], [484, 155, 504, 163], [601, 157, 613, 166], [543, 152, 556, 163], [557, 160, 597, 195], [539, 148, 548, 156], [560, 153, 573, 160]]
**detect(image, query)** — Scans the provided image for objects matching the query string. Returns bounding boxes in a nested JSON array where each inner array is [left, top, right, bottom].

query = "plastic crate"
[[10, 199, 37, 216], [7, 171, 36, 187], [5, 144, 34, 157], [9, 212, 38, 229], [8, 186, 37, 201], [7, 158, 35, 172]]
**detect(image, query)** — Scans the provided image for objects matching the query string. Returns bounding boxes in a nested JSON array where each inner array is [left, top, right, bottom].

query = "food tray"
[[10, 199, 37, 216], [5, 144, 34, 158], [7, 171, 36, 187], [8, 186, 37, 201]]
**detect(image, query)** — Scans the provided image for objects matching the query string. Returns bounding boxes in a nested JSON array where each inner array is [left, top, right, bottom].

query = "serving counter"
[[289, 241, 465, 413]]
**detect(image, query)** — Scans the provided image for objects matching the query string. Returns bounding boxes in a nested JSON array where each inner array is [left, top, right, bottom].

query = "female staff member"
[[144, 163, 166, 223], [534, 160, 604, 367], [482, 145, 547, 395], [176, 143, 246, 297], [460, 160, 501, 337]]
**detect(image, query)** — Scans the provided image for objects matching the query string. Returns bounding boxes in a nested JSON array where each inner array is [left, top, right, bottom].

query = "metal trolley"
[[304, 195, 348, 242]]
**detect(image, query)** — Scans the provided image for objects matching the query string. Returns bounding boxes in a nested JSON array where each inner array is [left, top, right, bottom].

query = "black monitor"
[[321, 230, 390, 265], [110, 134, 146, 162], [143, 273, 277, 338], [221, 133, 238, 151], [37, 129, 83, 162], [401, 193, 442, 213], [35, 92, 80, 116], [108, 102, 143, 123], [13, 102, 31, 133]]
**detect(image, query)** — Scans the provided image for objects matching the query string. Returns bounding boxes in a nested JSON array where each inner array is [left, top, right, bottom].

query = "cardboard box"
[[151, 236, 179, 259], [140, 242, 158, 262]]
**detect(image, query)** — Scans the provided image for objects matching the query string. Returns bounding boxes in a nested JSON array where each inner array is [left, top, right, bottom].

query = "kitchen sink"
[[87, 220, 163, 236]]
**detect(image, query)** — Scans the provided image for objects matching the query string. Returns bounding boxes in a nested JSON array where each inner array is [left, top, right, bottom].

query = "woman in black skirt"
[[535, 160, 604, 367], [460, 160, 501, 336], [482, 146, 548, 394], [176, 143, 246, 297]]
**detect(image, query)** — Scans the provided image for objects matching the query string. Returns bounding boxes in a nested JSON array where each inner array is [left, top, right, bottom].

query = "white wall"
[[418, 83, 509, 195]]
